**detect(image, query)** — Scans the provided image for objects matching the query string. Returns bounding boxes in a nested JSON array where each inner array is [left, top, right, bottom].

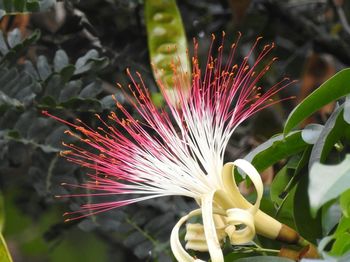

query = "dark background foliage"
[[0, 0, 350, 261]]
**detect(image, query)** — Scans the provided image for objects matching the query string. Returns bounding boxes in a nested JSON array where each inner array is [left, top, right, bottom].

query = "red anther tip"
[[64, 219, 71, 223], [222, 31, 226, 37], [54, 195, 61, 198], [61, 183, 67, 186], [211, 33, 215, 40], [42, 110, 48, 115]]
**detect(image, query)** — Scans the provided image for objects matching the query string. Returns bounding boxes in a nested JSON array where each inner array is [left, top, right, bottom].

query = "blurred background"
[[0, 0, 350, 261]]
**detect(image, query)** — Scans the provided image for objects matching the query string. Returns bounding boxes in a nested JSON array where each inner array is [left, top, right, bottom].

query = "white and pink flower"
[[44, 34, 294, 262]]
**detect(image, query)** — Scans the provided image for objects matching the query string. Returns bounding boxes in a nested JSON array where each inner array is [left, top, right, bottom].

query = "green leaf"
[[284, 69, 350, 135], [59, 65, 75, 82], [294, 172, 323, 244], [309, 105, 347, 170], [0, 28, 40, 64], [54, 49, 69, 72], [271, 166, 291, 205], [37, 55, 52, 80], [331, 217, 350, 256], [244, 131, 309, 173], [308, 155, 350, 216], [78, 81, 102, 99], [340, 189, 350, 217], [0, 234, 12, 262], [145, 0, 190, 92], [74, 50, 108, 75], [58, 80, 82, 102], [44, 74, 62, 99], [270, 166, 296, 227]]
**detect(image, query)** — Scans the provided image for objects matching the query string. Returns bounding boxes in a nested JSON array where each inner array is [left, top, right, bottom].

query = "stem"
[[253, 247, 280, 254], [252, 242, 279, 254], [125, 217, 158, 246]]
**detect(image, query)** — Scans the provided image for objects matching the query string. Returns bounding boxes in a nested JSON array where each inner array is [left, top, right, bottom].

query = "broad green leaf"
[[309, 155, 350, 216], [334, 216, 350, 237], [331, 217, 350, 256], [284, 69, 350, 135], [280, 148, 311, 195], [0, 234, 12, 262], [271, 166, 291, 205], [145, 0, 190, 97], [294, 172, 323, 244], [308, 105, 347, 170], [270, 166, 296, 227], [244, 131, 309, 173], [340, 189, 350, 217]]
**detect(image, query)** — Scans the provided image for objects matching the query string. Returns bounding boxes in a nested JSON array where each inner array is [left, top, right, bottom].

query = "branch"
[[262, 0, 350, 65]]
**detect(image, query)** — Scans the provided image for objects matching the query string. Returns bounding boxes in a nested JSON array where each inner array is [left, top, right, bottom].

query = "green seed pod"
[[145, 0, 191, 105]]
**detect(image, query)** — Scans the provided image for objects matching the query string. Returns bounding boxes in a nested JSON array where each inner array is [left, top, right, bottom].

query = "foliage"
[[239, 69, 350, 261]]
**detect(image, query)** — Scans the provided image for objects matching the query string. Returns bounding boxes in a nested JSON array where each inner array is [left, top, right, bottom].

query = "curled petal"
[[170, 209, 204, 262], [185, 223, 226, 252], [225, 208, 255, 244], [220, 159, 264, 245], [221, 161, 282, 239], [232, 159, 263, 213]]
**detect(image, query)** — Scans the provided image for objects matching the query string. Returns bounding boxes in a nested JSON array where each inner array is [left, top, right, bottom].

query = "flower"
[[44, 33, 297, 262]]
